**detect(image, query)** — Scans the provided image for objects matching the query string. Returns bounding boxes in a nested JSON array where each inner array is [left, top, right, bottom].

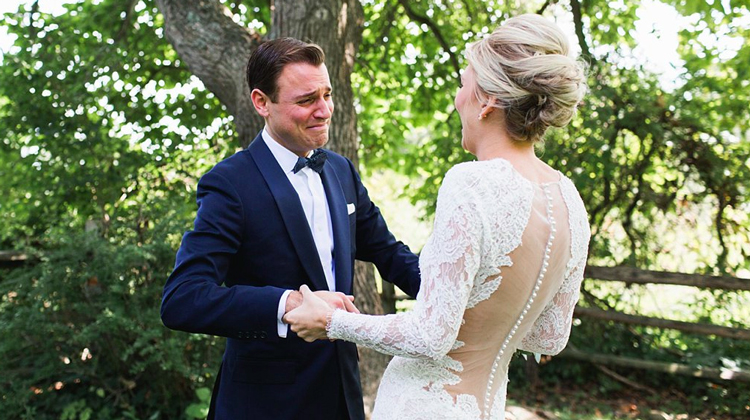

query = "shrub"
[[0, 229, 222, 419]]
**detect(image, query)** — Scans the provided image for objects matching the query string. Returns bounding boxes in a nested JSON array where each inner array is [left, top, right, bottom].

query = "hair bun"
[[466, 14, 587, 142]]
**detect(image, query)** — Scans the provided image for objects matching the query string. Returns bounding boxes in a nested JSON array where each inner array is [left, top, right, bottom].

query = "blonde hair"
[[466, 14, 587, 143]]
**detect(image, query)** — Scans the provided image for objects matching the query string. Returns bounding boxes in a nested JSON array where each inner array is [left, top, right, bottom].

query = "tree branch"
[[115, 0, 139, 42], [460, 0, 476, 21], [27, 0, 39, 40], [594, 362, 658, 393], [570, 0, 593, 62], [715, 195, 728, 270], [378, 2, 398, 68], [587, 124, 621, 227], [154, 0, 264, 146], [396, 0, 461, 76], [537, 0, 558, 14]]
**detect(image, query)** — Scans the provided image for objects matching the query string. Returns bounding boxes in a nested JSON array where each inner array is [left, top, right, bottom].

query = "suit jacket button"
[[259, 331, 267, 339]]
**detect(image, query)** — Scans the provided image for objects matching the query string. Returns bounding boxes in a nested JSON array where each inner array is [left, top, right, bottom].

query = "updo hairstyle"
[[466, 14, 587, 143]]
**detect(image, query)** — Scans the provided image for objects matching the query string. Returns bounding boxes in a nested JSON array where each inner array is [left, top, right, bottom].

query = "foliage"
[[0, 0, 230, 417], [356, 0, 750, 276], [0, 228, 223, 419], [0, 0, 235, 247]]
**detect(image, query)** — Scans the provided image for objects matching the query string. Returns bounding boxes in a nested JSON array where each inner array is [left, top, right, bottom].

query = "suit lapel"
[[320, 162, 352, 295], [248, 137, 329, 292]]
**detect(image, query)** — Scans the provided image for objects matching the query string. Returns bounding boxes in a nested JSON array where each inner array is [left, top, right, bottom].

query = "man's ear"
[[251, 88, 271, 118]]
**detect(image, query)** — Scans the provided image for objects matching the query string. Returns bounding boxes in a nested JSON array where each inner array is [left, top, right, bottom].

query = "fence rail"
[[559, 346, 750, 382], [573, 307, 750, 340], [0, 250, 28, 269], [382, 264, 750, 382], [584, 265, 750, 291]]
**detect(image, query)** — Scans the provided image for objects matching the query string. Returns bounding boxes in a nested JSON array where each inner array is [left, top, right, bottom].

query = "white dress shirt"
[[262, 128, 336, 338]]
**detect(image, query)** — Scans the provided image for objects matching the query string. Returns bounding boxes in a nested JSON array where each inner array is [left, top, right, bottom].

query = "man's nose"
[[313, 97, 333, 119]]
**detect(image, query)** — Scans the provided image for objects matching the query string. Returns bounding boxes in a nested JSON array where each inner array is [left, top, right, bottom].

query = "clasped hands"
[[283, 285, 359, 342]]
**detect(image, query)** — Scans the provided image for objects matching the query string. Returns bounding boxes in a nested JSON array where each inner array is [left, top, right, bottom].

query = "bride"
[[285, 14, 590, 420]]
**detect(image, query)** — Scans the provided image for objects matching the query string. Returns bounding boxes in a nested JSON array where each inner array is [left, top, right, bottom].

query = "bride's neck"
[[473, 133, 536, 163]]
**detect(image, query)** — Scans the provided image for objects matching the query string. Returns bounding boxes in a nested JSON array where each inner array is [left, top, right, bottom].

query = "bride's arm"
[[326, 168, 483, 360], [518, 254, 586, 355]]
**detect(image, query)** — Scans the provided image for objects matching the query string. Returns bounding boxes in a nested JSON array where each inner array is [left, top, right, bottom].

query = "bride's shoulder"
[[442, 160, 518, 193], [444, 161, 479, 184], [444, 159, 513, 182]]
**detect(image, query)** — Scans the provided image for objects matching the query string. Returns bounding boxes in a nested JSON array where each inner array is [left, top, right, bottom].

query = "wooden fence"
[[0, 250, 28, 269], [383, 264, 750, 383], [4, 251, 749, 383]]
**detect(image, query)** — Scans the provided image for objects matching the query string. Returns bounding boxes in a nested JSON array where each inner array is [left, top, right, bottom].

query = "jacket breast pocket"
[[231, 358, 297, 384]]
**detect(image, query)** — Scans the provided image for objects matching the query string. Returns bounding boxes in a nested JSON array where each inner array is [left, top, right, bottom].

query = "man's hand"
[[285, 289, 359, 315], [314, 290, 359, 314], [284, 285, 352, 342]]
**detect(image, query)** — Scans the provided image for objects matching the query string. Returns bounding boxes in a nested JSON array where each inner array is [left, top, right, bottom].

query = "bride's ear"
[[478, 97, 498, 120]]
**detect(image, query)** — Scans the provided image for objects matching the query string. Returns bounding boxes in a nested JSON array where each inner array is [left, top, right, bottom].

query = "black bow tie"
[[293, 149, 327, 174]]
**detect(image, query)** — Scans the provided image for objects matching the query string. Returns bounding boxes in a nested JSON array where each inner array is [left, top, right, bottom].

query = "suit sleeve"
[[160, 170, 285, 339], [348, 160, 421, 298]]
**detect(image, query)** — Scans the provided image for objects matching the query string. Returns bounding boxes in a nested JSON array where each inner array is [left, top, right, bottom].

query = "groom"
[[161, 38, 421, 420]]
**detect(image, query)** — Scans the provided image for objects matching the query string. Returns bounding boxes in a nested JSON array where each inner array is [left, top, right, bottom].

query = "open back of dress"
[[328, 159, 590, 420]]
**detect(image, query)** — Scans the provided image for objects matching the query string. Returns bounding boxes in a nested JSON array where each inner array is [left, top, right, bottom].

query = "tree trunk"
[[154, 0, 264, 146], [156, 0, 385, 413]]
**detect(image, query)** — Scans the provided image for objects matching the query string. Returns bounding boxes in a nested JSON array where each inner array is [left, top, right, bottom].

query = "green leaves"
[[354, 0, 750, 274], [0, 229, 223, 419], [0, 0, 233, 245], [184, 387, 212, 419], [0, 2, 226, 417]]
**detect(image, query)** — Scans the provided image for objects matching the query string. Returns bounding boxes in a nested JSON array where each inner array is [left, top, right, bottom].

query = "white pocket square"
[[347, 203, 356, 215]]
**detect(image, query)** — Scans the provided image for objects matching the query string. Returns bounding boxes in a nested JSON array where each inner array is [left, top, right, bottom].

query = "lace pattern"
[[329, 165, 484, 359], [327, 159, 590, 420]]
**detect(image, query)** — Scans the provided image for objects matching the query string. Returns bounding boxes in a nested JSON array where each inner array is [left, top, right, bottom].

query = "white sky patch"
[[0, 0, 71, 53], [632, 0, 686, 89]]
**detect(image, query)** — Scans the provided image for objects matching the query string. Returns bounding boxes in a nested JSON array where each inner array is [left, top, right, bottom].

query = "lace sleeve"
[[327, 169, 482, 360], [519, 255, 585, 355]]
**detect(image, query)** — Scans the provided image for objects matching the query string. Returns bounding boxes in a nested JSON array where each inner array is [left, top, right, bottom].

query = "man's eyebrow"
[[294, 90, 317, 100], [293, 87, 333, 100]]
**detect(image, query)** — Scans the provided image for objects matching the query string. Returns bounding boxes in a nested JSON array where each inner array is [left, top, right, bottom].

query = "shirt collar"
[[262, 127, 309, 174]]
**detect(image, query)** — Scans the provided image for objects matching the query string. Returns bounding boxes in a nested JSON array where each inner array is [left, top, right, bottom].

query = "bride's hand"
[[284, 285, 336, 342]]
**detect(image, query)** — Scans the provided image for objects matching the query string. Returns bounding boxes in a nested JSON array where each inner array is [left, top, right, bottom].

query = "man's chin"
[[309, 134, 329, 149]]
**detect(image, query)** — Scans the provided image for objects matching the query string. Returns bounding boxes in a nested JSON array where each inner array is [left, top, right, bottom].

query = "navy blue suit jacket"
[[161, 133, 421, 420]]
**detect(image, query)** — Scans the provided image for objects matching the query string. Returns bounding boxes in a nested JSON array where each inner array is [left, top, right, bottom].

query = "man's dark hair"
[[246, 37, 326, 102]]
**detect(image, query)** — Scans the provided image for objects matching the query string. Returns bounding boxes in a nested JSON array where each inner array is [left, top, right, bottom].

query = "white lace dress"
[[327, 159, 590, 420]]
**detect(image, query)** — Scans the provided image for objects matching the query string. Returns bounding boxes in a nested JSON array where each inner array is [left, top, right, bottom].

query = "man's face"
[[254, 63, 334, 157]]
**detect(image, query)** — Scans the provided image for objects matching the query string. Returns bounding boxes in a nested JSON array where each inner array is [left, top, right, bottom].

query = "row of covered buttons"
[[237, 330, 267, 340]]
